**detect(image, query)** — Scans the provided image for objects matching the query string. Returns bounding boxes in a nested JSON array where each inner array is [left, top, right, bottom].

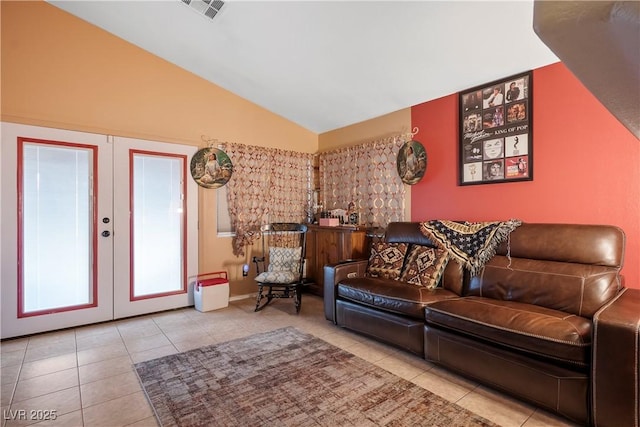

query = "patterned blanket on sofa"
[[419, 219, 522, 276]]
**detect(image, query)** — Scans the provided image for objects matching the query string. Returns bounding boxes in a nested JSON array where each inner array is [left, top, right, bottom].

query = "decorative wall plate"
[[397, 140, 427, 185], [190, 147, 233, 189]]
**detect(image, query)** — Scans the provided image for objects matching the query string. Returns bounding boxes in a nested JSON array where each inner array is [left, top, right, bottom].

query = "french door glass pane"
[[22, 143, 93, 313], [132, 153, 184, 298]]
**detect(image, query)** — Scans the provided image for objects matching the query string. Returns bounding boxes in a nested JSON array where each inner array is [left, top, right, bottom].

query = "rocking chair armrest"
[[252, 256, 266, 274]]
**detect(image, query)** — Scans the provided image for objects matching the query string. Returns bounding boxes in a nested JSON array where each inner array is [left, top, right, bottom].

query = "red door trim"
[[17, 137, 99, 318], [128, 149, 188, 302]]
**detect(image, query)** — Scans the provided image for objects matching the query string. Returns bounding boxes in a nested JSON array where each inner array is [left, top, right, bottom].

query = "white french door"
[[1, 123, 198, 339], [112, 137, 198, 319], [1, 124, 114, 338]]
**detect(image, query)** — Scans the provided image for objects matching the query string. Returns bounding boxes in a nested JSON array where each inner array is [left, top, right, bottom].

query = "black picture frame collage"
[[459, 71, 533, 185]]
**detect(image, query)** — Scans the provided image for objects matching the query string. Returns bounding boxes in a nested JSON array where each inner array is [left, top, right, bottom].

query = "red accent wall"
[[411, 62, 639, 289]]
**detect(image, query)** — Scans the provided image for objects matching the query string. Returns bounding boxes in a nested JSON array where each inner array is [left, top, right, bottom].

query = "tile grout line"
[[74, 328, 86, 427], [2, 338, 28, 427]]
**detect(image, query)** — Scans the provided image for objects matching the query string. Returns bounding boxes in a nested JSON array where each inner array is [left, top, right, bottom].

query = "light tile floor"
[[1, 295, 580, 427]]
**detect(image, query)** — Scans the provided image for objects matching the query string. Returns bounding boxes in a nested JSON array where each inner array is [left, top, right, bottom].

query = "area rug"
[[134, 327, 498, 427]]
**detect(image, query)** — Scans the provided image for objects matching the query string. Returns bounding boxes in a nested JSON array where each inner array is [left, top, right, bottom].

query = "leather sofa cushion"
[[468, 256, 620, 318], [494, 223, 625, 267], [338, 277, 458, 320], [425, 296, 592, 368]]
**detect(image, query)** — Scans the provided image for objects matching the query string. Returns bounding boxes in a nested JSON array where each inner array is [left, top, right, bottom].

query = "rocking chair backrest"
[[260, 223, 308, 278]]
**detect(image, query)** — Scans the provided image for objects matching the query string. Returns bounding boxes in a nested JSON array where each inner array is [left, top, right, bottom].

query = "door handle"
[[101, 230, 111, 237]]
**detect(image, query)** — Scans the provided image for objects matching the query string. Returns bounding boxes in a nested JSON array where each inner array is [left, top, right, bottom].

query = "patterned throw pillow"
[[366, 242, 408, 280], [255, 271, 298, 284], [268, 246, 302, 272], [400, 245, 449, 289]]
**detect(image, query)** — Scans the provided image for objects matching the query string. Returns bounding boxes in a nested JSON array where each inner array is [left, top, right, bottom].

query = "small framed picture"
[[397, 140, 427, 185], [190, 147, 233, 189], [458, 71, 533, 185]]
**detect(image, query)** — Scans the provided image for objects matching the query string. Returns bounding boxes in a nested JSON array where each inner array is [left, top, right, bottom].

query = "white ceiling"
[[48, 0, 559, 134]]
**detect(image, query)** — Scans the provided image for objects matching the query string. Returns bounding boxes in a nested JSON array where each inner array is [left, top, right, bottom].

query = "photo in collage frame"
[[459, 71, 532, 185]]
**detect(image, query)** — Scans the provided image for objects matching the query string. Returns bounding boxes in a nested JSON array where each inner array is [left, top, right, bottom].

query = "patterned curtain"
[[319, 135, 406, 227], [269, 149, 313, 223], [225, 143, 313, 256]]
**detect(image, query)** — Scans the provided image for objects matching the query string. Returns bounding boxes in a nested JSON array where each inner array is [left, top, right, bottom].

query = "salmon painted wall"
[[411, 63, 639, 289]]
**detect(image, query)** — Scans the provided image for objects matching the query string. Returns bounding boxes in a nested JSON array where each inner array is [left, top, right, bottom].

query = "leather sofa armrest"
[[592, 287, 640, 427], [323, 259, 368, 323]]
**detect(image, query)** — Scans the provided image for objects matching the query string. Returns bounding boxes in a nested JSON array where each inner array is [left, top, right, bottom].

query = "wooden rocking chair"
[[253, 223, 308, 313]]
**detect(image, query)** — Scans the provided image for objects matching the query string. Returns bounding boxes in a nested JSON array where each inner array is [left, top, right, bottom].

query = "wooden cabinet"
[[304, 225, 370, 296]]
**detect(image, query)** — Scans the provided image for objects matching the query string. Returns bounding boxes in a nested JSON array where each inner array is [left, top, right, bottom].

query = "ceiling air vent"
[[181, 0, 225, 21]]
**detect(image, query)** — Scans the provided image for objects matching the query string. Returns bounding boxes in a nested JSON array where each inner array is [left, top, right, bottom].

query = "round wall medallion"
[[397, 140, 427, 185], [190, 147, 233, 189]]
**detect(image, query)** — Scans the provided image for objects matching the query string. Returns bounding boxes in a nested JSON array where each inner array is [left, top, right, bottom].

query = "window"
[[217, 185, 234, 235]]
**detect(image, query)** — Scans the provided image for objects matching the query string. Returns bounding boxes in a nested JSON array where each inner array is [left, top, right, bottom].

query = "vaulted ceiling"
[[48, 0, 560, 134]]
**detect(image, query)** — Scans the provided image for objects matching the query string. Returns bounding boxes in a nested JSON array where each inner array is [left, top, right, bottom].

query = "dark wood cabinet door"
[[305, 225, 369, 297]]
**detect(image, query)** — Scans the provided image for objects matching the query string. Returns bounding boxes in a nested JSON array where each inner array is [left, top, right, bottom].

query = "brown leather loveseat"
[[324, 221, 639, 427]]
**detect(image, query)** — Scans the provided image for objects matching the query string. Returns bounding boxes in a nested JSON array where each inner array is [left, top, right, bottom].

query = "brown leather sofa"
[[324, 221, 639, 427]]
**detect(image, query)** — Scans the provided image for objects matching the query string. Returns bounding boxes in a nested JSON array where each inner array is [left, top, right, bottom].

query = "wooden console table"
[[304, 224, 370, 297]]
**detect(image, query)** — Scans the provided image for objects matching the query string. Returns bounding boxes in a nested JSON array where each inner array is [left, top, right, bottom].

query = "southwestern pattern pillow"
[[400, 245, 449, 289], [366, 242, 408, 280]]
